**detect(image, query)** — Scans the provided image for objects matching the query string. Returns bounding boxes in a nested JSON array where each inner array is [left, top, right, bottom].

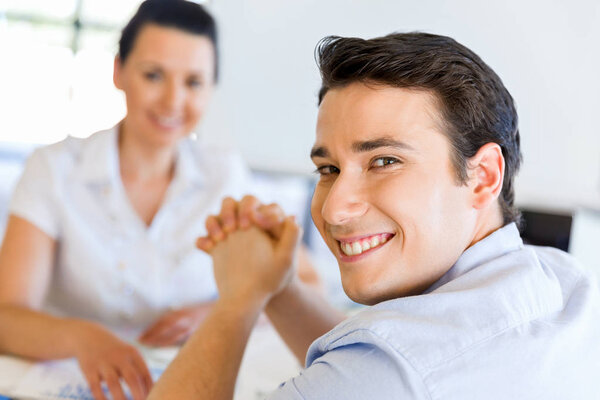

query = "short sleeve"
[[266, 341, 430, 400], [8, 148, 60, 239], [220, 150, 256, 200]]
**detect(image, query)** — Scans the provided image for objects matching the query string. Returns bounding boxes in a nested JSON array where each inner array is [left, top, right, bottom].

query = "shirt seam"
[[422, 270, 581, 374], [421, 302, 561, 378], [290, 378, 307, 400], [325, 328, 434, 400]]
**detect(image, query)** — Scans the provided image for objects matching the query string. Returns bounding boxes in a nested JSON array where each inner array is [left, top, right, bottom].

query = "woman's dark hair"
[[316, 32, 522, 226], [119, 0, 219, 81]]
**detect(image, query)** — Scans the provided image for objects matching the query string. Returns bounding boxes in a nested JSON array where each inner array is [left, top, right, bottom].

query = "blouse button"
[[119, 282, 134, 296], [118, 310, 133, 321]]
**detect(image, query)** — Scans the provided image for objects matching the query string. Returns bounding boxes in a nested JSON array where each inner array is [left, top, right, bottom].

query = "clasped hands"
[[196, 195, 302, 309]]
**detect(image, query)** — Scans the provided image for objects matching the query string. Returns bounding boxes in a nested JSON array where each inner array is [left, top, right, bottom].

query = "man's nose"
[[320, 173, 368, 226]]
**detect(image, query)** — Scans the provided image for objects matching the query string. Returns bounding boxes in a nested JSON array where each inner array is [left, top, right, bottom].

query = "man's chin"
[[341, 282, 388, 306]]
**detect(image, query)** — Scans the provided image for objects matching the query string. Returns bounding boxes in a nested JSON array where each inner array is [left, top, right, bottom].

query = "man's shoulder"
[[309, 244, 599, 375], [307, 293, 520, 375]]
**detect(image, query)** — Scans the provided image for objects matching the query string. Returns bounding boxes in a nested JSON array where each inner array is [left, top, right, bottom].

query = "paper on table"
[[0, 323, 301, 400], [0, 355, 32, 394], [0, 345, 176, 400]]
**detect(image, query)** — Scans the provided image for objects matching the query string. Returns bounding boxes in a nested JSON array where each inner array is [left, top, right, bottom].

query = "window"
[[0, 1, 144, 144]]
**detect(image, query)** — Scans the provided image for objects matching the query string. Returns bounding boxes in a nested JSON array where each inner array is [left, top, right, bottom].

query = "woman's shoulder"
[[28, 127, 116, 176], [180, 139, 250, 178]]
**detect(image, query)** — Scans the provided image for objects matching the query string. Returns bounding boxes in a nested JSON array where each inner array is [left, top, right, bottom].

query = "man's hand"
[[138, 303, 213, 347], [196, 196, 302, 306], [196, 196, 287, 252], [71, 320, 153, 400], [212, 220, 300, 307]]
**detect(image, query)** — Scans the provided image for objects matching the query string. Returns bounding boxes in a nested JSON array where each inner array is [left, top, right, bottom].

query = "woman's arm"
[[0, 215, 152, 400]]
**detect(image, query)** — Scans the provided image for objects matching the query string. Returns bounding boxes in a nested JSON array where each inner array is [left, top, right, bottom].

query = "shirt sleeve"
[[266, 341, 430, 400], [221, 150, 257, 200], [8, 148, 60, 239]]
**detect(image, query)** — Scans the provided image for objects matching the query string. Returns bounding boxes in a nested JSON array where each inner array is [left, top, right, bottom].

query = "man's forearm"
[[265, 278, 346, 364], [148, 298, 265, 400]]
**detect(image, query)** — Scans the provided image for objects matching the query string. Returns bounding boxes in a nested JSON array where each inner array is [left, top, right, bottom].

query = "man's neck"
[[468, 204, 505, 249]]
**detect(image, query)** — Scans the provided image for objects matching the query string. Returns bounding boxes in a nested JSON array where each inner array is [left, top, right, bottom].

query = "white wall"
[[200, 0, 600, 213]]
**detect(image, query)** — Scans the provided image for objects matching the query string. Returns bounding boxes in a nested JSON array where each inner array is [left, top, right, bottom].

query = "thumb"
[[275, 216, 302, 265], [251, 207, 285, 239], [196, 236, 216, 254]]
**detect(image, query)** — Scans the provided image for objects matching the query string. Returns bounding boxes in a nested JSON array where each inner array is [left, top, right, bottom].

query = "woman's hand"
[[71, 320, 153, 400], [138, 303, 213, 347]]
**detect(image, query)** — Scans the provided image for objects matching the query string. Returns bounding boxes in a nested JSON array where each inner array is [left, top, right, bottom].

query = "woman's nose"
[[161, 81, 185, 111]]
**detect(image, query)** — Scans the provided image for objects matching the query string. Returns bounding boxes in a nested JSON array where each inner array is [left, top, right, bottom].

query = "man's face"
[[311, 83, 478, 305]]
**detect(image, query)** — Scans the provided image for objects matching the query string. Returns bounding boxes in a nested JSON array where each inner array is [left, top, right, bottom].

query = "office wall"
[[199, 0, 600, 213]]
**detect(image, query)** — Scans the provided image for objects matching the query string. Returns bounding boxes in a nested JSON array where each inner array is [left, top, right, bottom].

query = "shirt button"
[[118, 310, 133, 321], [119, 282, 134, 296], [118, 261, 127, 270]]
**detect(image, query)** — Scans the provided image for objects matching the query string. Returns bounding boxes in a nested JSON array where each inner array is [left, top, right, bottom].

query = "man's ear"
[[113, 56, 123, 90], [467, 142, 505, 210]]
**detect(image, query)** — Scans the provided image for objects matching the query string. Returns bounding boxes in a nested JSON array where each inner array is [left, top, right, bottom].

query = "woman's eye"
[[187, 79, 203, 88], [144, 71, 161, 81], [315, 165, 340, 176], [371, 157, 401, 168]]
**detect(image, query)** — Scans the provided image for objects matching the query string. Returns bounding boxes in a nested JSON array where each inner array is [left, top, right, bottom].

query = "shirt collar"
[[76, 124, 205, 189], [425, 223, 523, 293], [76, 124, 120, 185], [171, 138, 205, 190]]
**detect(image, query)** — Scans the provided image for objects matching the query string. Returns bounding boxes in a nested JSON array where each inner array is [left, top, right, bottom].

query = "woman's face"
[[114, 23, 216, 148]]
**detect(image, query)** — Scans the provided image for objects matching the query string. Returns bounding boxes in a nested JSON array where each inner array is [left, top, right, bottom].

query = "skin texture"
[[148, 82, 506, 399], [311, 83, 504, 304]]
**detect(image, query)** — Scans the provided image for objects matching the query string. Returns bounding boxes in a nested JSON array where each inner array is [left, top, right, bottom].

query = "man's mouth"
[[337, 233, 395, 257]]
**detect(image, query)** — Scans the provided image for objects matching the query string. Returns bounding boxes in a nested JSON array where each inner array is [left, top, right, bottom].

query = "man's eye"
[[314, 165, 340, 176], [371, 157, 401, 168]]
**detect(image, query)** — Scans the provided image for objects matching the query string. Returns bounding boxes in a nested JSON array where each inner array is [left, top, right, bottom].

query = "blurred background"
[[0, 0, 599, 297]]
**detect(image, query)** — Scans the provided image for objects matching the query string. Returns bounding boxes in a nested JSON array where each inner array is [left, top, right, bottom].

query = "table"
[[0, 321, 301, 400]]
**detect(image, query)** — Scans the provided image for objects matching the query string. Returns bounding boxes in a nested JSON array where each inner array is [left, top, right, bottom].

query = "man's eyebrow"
[[310, 146, 329, 159], [351, 137, 415, 153]]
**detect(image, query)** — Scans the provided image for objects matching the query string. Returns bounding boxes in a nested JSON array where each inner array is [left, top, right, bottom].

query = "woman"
[[0, 1, 318, 399]]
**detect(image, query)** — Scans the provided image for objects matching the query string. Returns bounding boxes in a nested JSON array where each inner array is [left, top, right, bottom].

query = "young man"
[[149, 33, 600, 399]]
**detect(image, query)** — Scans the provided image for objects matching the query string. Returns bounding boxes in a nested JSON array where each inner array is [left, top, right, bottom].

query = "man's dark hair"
[[118, 0, 219, 81], [316, 32, 522, 226]]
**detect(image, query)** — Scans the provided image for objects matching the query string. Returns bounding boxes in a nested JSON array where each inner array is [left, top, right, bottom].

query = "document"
[[0, 323, 300, 400], [0, 346, 173, 400]]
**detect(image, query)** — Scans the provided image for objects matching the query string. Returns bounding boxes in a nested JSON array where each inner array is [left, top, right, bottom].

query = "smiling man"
[[149, 33, 600, 399]]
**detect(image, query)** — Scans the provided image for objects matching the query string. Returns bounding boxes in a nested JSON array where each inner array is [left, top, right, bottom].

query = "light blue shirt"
[[270, 223, 600, 399]]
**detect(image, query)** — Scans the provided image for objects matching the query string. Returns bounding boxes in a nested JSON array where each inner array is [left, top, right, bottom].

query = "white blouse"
[[8, 126, 253, 338]]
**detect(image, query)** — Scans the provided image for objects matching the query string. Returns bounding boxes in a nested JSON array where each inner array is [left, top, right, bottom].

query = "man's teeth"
[[340, 234, 390, 256]]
